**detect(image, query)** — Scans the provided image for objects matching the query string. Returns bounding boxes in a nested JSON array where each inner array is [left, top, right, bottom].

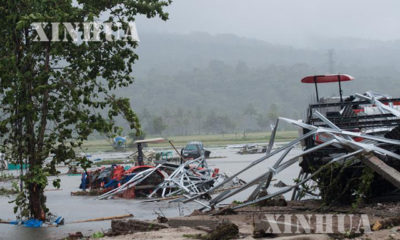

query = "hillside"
[[112, 32, 400, 136]]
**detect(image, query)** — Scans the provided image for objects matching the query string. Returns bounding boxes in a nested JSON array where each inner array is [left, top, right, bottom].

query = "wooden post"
[[363, 154, 400, 189], [70, 214, 134, 224], [314, 76, 319, 102], [168, 140, 184, 162]]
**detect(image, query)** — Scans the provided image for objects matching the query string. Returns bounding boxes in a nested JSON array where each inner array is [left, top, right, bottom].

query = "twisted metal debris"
[[148, 157, 217, 198], [98, 91, 400, 210], [180, 93, 400, 210], [96, 156, 234, 201]]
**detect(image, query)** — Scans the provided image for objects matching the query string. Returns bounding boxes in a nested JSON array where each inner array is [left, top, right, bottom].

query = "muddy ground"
[[99, 200, 400, 240]]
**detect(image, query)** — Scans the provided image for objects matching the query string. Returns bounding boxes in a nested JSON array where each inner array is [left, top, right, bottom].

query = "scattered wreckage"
[[77, 138, 242, 200], [237, 144, 267, 154], [78, 157, 241, 201], [75, 74, 400, 210], [179, 74, 400, 210]]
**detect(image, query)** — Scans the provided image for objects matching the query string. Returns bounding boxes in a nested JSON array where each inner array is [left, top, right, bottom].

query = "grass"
[[79, 139, 115, 152], [91, 232, 105, 239], [0, 172, 17, 182], [0, 187, 18, 196], [80, 131, 299, 153]]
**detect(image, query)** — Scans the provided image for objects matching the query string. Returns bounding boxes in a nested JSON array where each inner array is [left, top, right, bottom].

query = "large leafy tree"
[[0, 0, 171, 220]]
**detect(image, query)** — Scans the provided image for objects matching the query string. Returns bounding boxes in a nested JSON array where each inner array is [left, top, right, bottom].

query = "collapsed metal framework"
[[179, 93, 400, 210], [97, 165, 163, 200], [97, 156, 230, 203], [148, 157, 216, 199], [97, 92, 400, 209]]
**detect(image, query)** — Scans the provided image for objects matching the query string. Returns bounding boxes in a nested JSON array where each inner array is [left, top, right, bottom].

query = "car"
[[181, 141, 211, 159]]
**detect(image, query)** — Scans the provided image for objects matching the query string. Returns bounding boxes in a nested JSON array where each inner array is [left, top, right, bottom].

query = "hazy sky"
[[136, 0, 400, 47]]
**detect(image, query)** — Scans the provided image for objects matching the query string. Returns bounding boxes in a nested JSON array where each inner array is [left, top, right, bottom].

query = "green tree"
[[268, 103, 279, 123], [0, 0, 171, 220], [151, 116, 167, 135], [128, 131, 146, 147], [194, 106, 203, 134], [242, 103, 258, 134], [203, 111, 235, 134], [243, 103, 258, 116], [256, 113, 269, 130]]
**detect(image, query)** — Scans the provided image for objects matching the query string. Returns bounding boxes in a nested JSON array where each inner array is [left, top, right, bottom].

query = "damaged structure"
[[179, 74, 400, 210], [76, 75, 399, 212], [92, 156, 231, 201], [78, 138, 244, 200]]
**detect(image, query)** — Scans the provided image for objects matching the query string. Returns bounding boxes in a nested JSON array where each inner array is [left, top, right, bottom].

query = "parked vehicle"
[[181, 141, 211, 159]]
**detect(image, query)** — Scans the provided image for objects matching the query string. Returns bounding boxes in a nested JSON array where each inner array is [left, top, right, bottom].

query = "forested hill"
[[114, 32, 400, 136]]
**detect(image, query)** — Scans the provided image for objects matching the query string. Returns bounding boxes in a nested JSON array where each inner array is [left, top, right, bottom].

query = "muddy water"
[[0, 146, 302, 240]]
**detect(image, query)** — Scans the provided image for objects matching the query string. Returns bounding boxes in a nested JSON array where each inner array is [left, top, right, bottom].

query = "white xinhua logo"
[[260, 214, 372, 234], [31, 22, 139, 42]]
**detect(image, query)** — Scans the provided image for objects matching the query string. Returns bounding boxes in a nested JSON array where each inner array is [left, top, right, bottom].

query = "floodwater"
[[0, 146, 302, 240]]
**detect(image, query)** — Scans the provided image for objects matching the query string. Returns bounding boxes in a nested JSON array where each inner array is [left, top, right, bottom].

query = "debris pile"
[[128, 149, 158, 165], [80, 165, 165, 199], [74, 75, 399, 215], [148, 157, 221, 199], [238, 144, 267, 154], [75, 155, 243, 200], [181, 86, 400, 210]]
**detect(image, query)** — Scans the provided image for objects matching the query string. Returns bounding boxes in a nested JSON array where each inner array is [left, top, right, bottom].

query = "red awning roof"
[[301, 74, 354, 84]]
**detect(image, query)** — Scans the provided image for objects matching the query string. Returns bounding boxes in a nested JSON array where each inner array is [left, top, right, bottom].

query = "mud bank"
[[99, 200, 400, 240]]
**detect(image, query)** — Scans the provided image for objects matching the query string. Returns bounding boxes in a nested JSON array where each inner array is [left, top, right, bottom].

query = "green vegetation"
[[0, 172, 16, 182], [0, 0, 170, 220], [91, 232, 105, 239], [105, 32, 400, 139], [79, 139, 117, 152], [310, 158, 384, 206], [231, 200, 243, 205], [0, 187, 18, 196]]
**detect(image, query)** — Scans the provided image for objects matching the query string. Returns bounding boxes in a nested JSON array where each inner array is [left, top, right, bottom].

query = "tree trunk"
[[25, 38, 50, 221], [28, 182, 46, 221]]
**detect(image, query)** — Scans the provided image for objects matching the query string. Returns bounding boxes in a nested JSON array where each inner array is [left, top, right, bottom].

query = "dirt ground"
[[101, 227, 206, 240], [96, 200, 400, 240]]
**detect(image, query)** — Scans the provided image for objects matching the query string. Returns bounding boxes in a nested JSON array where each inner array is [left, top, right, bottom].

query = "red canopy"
[[301, 74, 354, 84]]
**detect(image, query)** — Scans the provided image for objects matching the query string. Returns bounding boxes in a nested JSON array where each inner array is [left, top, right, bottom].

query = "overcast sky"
[[136, 0, 400, 47]]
